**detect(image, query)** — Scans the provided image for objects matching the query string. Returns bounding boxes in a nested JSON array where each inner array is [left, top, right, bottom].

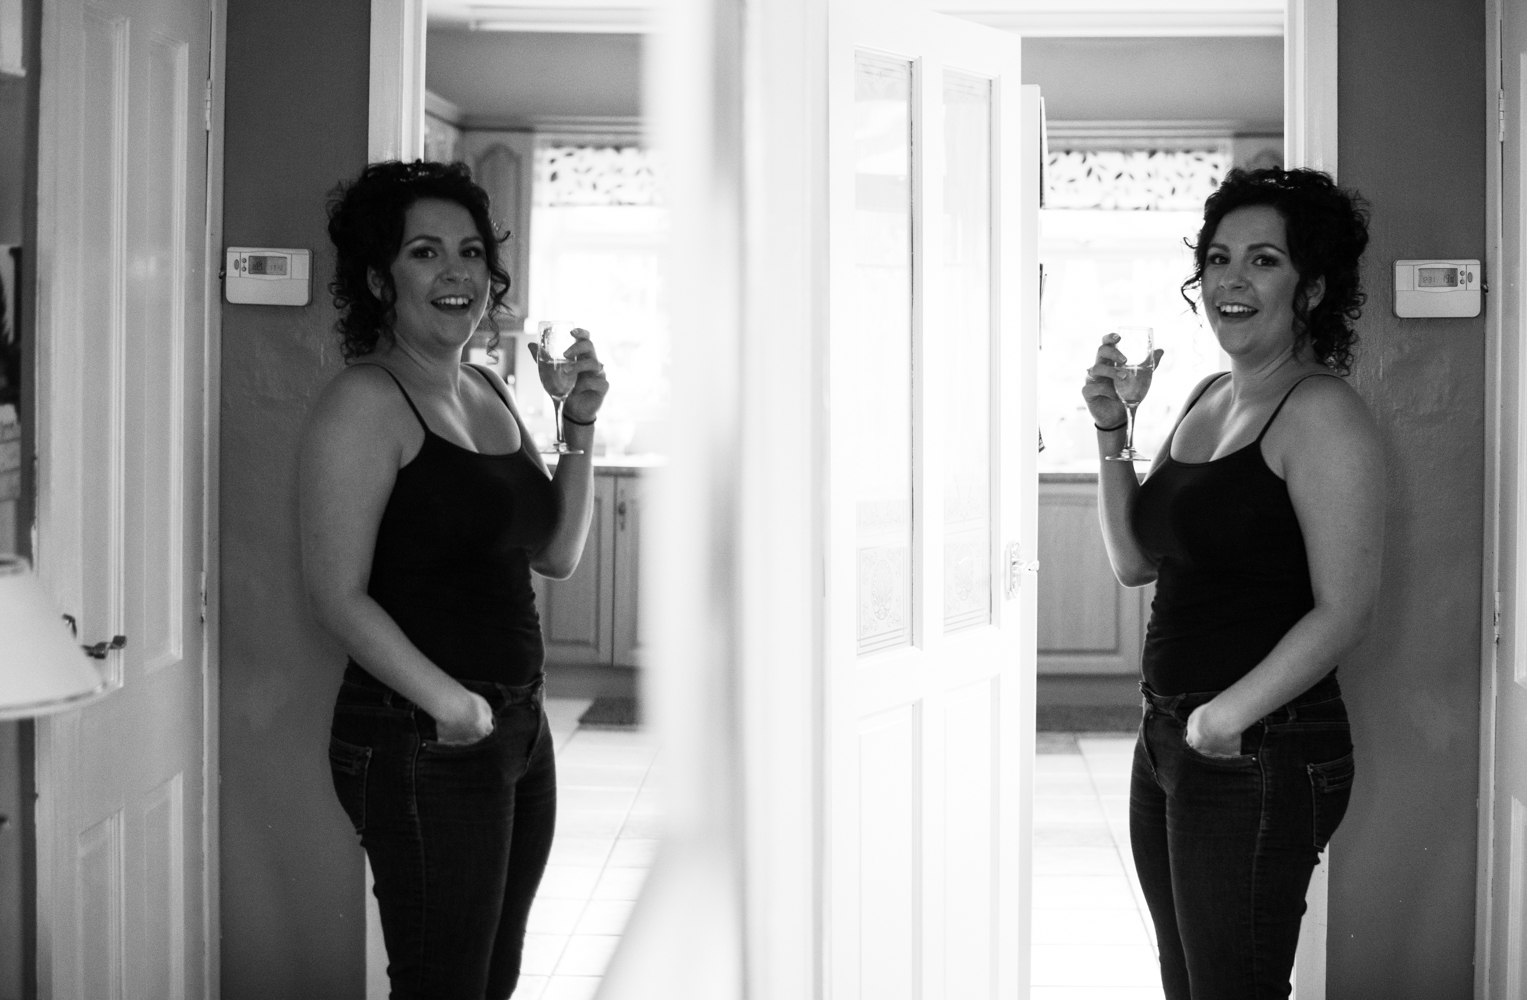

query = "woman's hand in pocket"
[[435, 688, 495, 746], [1186, 701, 1243, 758]]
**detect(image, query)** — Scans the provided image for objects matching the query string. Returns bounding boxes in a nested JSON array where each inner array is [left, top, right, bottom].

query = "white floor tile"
[[1032, 874, 1142, 911], [1035, 796, 1109, 824], [576, 899, 636, 935], [547, 835, 615, 867], [510, 973, 548, 999], [558, 741, 658, 768], [1029, 987, 1165, 1000], [520, 934, 568, 976], [567, 727, 657, 747], [555, 809, 629, 838], [1035, 755, 1091, 775], [527, 897, 587, 935], [536, 865, 601, 900], [1030, 944, 1162, 987], [1031, 907, 1154, 946], [608, 836, 660, 867], [592, 866, 650, 901], [560, 786, 639, 812], [557, 763, 649, 789], [540, 976, 603, 1000], [1032, 845, 1127, 876], [556, 934, 622, 976]]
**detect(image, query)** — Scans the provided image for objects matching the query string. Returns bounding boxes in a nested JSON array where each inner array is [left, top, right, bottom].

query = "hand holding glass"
[[1104, 326, 1155, 463], [535, 320, 584, 456]]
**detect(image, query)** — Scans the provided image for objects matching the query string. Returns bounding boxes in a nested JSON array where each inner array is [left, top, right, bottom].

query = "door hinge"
[[1494, 590, 1502, 644], [199, 571, 208, 624], [1500, 89, 1507, 144], [204, 77, 213, 133]]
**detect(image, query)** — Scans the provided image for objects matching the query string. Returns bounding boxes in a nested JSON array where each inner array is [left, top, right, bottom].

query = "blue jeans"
[[328, 670, 557, 1000], [1130, 676, 1354, 1000]]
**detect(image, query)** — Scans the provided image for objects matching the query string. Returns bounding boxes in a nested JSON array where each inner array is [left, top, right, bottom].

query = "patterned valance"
[[534, 145, 663, 208], [1046, 149, 1229, 211]]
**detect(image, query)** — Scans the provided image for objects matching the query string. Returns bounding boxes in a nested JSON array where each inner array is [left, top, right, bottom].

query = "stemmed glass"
[[534, 320, 584, 456], [1103, 325, 1156, 463]]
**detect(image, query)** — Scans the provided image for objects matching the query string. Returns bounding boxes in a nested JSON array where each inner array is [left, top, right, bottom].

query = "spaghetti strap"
[[1256, 372, 1342, 443], [1182, 372, 1230, 418], [467, 363, 513, 413], [354, 363, 429, 433]]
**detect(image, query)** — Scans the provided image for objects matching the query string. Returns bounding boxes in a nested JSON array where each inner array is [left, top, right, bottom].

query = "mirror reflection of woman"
[[1083, 167, 1382, 999], [299, 161, 607, 999]]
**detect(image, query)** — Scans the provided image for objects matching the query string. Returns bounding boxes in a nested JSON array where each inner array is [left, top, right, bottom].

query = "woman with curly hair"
[[1081, 167, 1383, 999], [298, 160, 608, 999]]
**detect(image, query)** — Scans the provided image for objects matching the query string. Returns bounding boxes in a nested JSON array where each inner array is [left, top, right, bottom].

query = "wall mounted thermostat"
[[1394, 259, 1481, 319], [225, 247, 311, 306]]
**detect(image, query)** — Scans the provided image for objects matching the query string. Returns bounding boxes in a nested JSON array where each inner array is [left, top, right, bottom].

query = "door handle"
[[82, 635, 127, 660], [1004, 543, 1039, 599], [617, 500, 628, 531]]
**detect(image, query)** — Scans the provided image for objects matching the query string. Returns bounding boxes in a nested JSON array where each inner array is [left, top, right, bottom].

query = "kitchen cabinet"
[[1038, 474, 1153, 675], [533, 463, 650, 669]]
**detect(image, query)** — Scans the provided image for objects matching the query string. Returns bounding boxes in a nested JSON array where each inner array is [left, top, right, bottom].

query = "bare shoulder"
[[1271, 372, 1383, 480], [302, 363, 412, 462]]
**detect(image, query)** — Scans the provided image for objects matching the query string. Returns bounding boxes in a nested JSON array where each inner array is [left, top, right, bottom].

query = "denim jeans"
[[328, 669, 557, 1000], [1129, 675, 1354, 1000]]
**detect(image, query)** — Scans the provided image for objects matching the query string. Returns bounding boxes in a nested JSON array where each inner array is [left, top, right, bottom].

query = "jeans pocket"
[[420, 714, 501, 756], [1309, 750, 1355, 850], [328, 735, 372, 834]]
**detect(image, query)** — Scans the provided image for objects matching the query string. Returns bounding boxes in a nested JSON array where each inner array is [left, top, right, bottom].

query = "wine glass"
[[534, 320, 584, 456], [1103, 325, 1156, 463]]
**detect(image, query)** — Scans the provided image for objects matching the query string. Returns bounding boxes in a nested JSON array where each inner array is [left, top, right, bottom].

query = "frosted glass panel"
[[941, 72, 992, 631], [854, 52, 914, 656]]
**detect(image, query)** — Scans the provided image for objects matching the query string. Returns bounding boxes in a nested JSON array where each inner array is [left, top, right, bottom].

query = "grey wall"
[[1331, 0, 1486, 994], [425, 30, 641, 124], [219, 0, 369, 996], [1022, 36, 1283, 124]]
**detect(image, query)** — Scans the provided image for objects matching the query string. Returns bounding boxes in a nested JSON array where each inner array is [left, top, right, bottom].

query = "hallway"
[[1033, 734, 1164, 999]]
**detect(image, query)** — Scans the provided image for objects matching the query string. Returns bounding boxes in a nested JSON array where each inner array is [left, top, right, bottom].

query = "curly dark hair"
[[1181, 167, 1370, 375], [327, 160, 512, 361]]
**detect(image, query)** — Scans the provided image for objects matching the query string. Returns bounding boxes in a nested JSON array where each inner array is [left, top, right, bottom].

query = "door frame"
[[1477, 0, 1508, 995], [28, 0, 228, 994], [365, 3, 1337, 997]]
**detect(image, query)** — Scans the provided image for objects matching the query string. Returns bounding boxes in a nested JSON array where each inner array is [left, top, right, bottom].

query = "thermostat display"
[[1394, 259, 1480, 318], [225, 247, 311, 306]]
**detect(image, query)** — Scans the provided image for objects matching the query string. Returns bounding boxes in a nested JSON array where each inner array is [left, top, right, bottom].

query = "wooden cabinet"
[[1038, 475, 1154, 675], [533, 467, 648, 669]]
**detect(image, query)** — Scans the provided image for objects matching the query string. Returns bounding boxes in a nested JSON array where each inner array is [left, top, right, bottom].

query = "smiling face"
[[1201, 204, 1325, 364], [380, 197, 491, 353]]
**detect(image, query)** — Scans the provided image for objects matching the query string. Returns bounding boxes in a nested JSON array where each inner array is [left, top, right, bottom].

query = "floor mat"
[[577, 695, 641, 729], [1036, 703, 1140, 733]]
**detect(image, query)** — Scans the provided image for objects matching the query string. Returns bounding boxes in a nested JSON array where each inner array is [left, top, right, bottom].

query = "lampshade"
[[0, 555, 110, 720]]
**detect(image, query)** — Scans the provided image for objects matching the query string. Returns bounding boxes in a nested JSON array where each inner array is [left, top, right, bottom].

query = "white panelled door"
[[33, 0, 213, 995], [826, 3, 1038, 997]]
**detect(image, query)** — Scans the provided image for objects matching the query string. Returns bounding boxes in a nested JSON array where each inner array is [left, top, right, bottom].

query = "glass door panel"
[[940, 71, 993, 631], [853, 51, 915, 655]]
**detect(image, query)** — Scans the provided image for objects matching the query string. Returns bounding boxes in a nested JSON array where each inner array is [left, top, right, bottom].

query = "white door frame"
[[202, 1, 228, 994], [366, 4, 1337, 998], [1477, 0, 1507, 995]]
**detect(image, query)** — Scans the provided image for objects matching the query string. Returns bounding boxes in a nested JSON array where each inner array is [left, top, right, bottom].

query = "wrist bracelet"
[[1095, 420, 1127, 432], [563, 413, 596, 427]]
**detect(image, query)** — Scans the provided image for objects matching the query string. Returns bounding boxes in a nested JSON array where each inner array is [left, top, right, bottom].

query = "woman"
[[298, 160, 607, 999], [1082, 167, 1382, 999]]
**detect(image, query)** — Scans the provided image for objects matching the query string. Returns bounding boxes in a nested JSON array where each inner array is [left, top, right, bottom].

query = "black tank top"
[[347, 364, 560, 687], [1132, 372, 1338, 695]]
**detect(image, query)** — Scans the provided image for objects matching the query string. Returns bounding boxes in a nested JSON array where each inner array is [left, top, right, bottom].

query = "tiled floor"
[[1033, 732, 1165, 1000], [517, 711, 1158, 999], [511, 698, 660, 1000]]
